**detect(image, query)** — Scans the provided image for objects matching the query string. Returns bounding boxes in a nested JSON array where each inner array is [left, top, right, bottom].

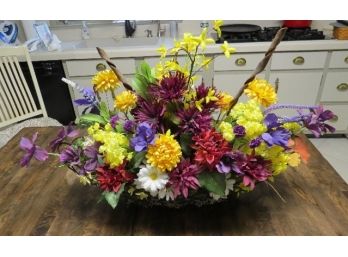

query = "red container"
[[283, 20, 312, 28]]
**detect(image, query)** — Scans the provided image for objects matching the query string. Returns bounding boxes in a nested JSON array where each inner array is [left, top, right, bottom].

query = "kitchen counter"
[[1, 127, 348, 235], [28, 38, 348, 61]]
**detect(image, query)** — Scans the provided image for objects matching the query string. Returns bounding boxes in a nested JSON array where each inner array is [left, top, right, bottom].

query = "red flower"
[[96, 163, 135, 192], [169, 159, 200, 199], [192, 129, 231, 169]]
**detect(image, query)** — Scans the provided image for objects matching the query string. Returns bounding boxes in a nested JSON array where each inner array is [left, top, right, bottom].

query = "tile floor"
[[310, 136, 348, 183]]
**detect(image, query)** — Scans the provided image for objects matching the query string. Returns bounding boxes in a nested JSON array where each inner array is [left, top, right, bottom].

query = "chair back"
[[0, 46, 47, 128]]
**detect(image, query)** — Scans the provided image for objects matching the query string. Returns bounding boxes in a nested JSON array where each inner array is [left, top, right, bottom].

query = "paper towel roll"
[[22, 20, 38, 40]]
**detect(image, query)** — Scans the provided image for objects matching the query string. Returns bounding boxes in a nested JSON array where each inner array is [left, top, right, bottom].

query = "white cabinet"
[[321, 71, 348, 102], [269, 71, 323, 117]]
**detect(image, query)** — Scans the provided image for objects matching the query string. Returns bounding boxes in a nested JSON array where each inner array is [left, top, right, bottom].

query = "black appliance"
[[217, 25, 326, 43], [20, 61, 76, 125]]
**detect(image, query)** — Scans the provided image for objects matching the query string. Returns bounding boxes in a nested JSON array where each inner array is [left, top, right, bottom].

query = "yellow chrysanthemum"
[[92, 70, 121, 93], [217, 92, 234, 111], [221, 41, 236, 58], [288, 153, 301, 167], [146, 130, 182, 172], [244, 78, 277, 107], [114, 91, 137, 112], [89, 126, 131, 168], [219, 121, 235, 142]]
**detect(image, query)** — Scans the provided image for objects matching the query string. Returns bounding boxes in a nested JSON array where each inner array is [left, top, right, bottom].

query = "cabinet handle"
[[345, 56, 348, 64], [235, 58, 246, 66], [330, 115, 339, 122], [336, 83, 348, 91], [96, 63, 106, 71], [293, 56, 305, 65]]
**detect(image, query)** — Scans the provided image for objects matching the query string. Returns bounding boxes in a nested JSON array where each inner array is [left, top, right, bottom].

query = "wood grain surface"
[[0, 127, 347, 236]]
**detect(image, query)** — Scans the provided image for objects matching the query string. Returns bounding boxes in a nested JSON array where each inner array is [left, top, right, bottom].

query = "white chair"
[[0, 46, 61, 148], [0, 46, 47, 128]]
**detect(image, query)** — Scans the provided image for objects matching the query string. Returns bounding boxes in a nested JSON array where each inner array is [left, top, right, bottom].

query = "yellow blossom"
[[205, 88, 219, 104], [170, 40, 182, 54], [92, 70, 121, 93], [283, 122, 302, 135], [157, 45, 167, 59], [114, 90, 137, 112], [194, 28, 215, 50], [146, 130, 182, 172], [288, 153, 301, 167], [180, 33, 199, 53], [256, 143, 290, 175], [213, 20, 224, 38], [221, 41, 236, 58], [244, 78, 277, 107], [217, 92, 234, 111], [219, 121, 235, 142]]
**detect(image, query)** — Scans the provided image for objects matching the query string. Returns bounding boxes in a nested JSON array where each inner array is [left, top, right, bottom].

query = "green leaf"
[[99, 102, 110, 121], [198, 172, 226, 196], [79, 113, 106, 125], [132, 76, 149, 99], [180, 133, 193, 156], [233, 138, 249, 150], [102, 184, 125, 209], [129, 151, 146, 169]]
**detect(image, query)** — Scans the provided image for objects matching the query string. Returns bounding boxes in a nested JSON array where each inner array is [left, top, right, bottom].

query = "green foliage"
[[198, 172, 226, 196], [99, 102, 110, 121], [132, 61, 157, 99], [79, 113, 107, 126], [102, 184, 125, 209], [180, 133, 193, 157], [128, 151, 146, 171], [233, 138, 249, 150]]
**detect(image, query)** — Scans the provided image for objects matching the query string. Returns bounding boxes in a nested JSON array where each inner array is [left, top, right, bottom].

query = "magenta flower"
[[110, 115, 120, 129], [169, 159, 200, 198], [177, 107, 212, 134], [49, 124, 79, 151], [19, 132, 48, 167]]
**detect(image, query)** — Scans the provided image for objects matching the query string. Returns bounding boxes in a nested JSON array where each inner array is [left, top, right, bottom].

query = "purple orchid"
[[233, 125, 246, 137], [262, 128, 291, 148], [83, 145, 99, 172], [19, 132, 48, 167], [110, 115, 120, 129], [59, 146, 81, 166], [216, 152, 241, 174], [49, 124, 79, 151], [130, 122, 155, 152], [302, 106, 335, 137]]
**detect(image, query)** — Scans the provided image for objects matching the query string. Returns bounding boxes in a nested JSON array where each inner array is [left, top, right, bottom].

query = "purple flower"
[[177, 107, 212, 134], [130, 122, 155, 152], [110, 115, 120, 128], [216, 152, 241, 174], [19, 132, 48, 167], [74, 88, 97, 107], [249, 138, 262, 148], [49, 124, 79, 151], [233, 125, 246, 137], [59, 146, 81, 166], [303, 106, 336, 137], [123, 120, 135, 133], [83, 145, 99, 172], [264, 113, 280, 129], [262, 128, 291, 148]]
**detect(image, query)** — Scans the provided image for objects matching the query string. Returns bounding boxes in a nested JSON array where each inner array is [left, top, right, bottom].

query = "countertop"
[[28, 38, 348, 61], [1, 127, 348, 235]]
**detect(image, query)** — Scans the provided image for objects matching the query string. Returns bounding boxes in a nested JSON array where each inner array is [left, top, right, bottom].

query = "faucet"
[[156, 20, 166, 38]]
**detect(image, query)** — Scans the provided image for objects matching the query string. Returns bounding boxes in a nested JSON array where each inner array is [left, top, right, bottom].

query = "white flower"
[[135, 165, 169, 196], [82, 136, 94, 148], [209, 174, 236, 200], [158, 187, 175, 201]]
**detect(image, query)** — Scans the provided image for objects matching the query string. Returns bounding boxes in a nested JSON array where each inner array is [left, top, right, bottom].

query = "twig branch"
[[96, 47, 133, 91], [226, 28, 287, 116]]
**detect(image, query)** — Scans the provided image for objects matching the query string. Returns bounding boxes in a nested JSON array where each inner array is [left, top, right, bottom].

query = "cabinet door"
[[269, 71, 322, 117], [214, 71, 266, 101]]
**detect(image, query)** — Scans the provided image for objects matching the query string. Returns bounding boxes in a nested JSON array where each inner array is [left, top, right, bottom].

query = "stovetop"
[[217, 27, 326, 43]]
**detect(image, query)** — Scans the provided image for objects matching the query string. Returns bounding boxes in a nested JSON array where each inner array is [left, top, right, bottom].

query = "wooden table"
[[0, 127, 348, 235]]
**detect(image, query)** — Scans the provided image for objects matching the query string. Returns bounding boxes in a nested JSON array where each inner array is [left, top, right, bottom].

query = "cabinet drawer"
[[322, 104, 348, 131], [144, 56, 187, 67], [214, 53, 264, 71], [321, 71, 348, 102], [271, 52, 327, 70], [66, 59, 136, 77], [329, 51, 348, 68]]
